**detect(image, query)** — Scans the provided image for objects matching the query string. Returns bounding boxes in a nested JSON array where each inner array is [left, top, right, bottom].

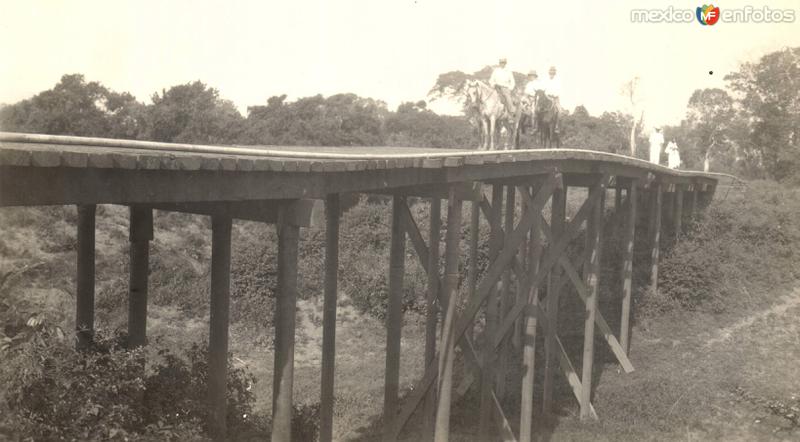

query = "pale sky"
[[1, 0, 799, 128]]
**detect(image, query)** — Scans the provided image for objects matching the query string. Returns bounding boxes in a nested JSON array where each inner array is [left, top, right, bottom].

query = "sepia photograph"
[[0, 1, 799, 440]]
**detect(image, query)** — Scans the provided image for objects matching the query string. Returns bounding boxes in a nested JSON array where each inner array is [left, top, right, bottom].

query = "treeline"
[[0, 74, 475, 149]]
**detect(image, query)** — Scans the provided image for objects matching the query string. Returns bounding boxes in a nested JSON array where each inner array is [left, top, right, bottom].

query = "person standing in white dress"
[[665, 139, 681, 169], [649, 127, 664, 165]]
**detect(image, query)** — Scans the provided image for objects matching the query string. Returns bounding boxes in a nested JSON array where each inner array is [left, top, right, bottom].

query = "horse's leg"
[[482, 118, 489, 150], [489, 116, 496, 151]]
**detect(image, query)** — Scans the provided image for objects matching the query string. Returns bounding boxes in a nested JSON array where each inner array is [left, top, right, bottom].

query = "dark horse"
[[534, 90, 560, 149]]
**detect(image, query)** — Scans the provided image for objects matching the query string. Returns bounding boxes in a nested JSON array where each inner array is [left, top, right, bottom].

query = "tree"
[[684, 88, 736, 172], [620, 77, 644, 157], [725, 47, 800, 181], [0, 74, 145, 138], [142, 81, 243, 144]]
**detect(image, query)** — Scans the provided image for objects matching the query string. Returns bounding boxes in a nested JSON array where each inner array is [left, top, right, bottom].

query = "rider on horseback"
[[524, 70, 543, 131], [489, 58, 516, 115], [543, 66, 563, 134]]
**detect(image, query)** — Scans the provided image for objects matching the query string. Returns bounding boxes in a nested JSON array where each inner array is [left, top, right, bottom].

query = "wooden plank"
[[384, 196, 406, 442], [620, 185, 637, 354], [434, 190, 462, 442], [128, 206, 153, 348], [272, 212, 300, 442], [62, 151, 88, 168], [543, 185, 566, 413], [423, 197, 441, 440], [136, 154, 162, 170], [320, 195, 340, 442], [75, 204, 96, 350], [0, 148, 31, 166], [580, 179, 604, 421], [31, 149, 61, 167], [149, 199, 315, 226], [519, 207, 542, 442], [209, 215, 232, 441], [110, 152, 139, 170]]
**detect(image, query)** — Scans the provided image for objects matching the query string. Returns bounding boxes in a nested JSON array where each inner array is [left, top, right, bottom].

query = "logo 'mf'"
[[696, 4, 721, 25]]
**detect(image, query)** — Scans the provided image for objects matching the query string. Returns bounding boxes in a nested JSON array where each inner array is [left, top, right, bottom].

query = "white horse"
[[464, 80, 519, 150]]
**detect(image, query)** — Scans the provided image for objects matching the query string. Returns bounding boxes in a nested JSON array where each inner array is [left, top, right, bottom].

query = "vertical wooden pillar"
[[384, 196, 406, 441], [663, 188, 674, 236], [673, 186, 684, 242], [580, 181, 604, 421], [272, 205, 301, 442], [619, 184, 637, 354], [519, 187, 541, 442], [688, 186, 699, 222], [467, 200, 480, 339], [543, 186, 566, 413], [320, 194, 340, 442], [649, 184, 663, 292], [209, 215, 232, 441], [76, 204, 96, 350], [434, 189, 462, 442], [479, 185, 503, 439], [128, 206, 153, 348], [423, 197, 441, 438], [496, 185, 515, 401]]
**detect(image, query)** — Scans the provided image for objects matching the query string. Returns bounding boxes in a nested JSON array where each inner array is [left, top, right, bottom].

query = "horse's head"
[[534, 89, 551, 113], [463, 79, 481, 105]]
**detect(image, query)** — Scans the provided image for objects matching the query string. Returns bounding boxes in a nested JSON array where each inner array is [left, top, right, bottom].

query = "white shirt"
[[649, 131, 664, 164], [524, 79, 544, 96], [543, 75, 562, 97], [489, 66, 515, 90]]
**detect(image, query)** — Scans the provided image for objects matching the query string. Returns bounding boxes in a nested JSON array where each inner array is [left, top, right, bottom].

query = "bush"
[[2, 328, 263, 441]]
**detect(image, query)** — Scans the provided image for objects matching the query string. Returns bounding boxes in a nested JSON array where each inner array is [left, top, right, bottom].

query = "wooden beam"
[[272, 208, 301, 442], [543, 185, 565, 413], [434, 189, 462, 442], [384, 196, 406, 441], [580, 178, 604, 421], [209, 215, 232, 441], [376, 182, 481, 201], [148, 199, 315, 226], [496, 185, 515, 401], [320, 194, 340, 442], [688, 186, 698, 222], [519, 200, 542, 442], [128, 206, 152, 348], [76, 204, 96, 350], [650, 184, 662, 292], [674, 186, 684, 242], [423, 197, 441, 439], [479, 184, 503, 440], [620, 184, 637, 355]]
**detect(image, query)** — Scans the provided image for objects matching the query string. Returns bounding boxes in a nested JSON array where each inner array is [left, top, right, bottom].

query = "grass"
[[2, 180, 800, 440]]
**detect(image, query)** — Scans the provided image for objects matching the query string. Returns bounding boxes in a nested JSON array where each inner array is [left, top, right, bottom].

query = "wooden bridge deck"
[[0, 132, 733, 442], [0, 132, 726, 206]]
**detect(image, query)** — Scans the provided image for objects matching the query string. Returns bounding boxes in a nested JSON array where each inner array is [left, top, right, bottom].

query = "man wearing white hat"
[[489, 57, 516, 114]]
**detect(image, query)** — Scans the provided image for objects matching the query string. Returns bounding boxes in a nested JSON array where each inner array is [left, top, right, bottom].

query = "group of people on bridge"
[[465, 57, 565, 150]]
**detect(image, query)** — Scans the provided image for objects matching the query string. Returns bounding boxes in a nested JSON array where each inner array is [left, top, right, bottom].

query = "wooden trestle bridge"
[[0, 132, 728, 441]]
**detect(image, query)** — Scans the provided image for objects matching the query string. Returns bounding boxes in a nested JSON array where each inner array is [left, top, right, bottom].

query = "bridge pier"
[[76, 204, 96, 350], [319, 194, 340, 442], [383, 195, 406, 440], [128, 206, 152, 348], [209, 214, 232, 440]]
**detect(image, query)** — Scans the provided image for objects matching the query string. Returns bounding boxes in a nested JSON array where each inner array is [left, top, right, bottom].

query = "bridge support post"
[[479, 184, 503, 438], [384, 195, 406, 441], [674, 186, 684, 242], [272, 202, 301, 442], [649, 184, 663, 292], [619, 183, 637, 355], [434, 189, 462, 442], [580, 180, 604, 421], [423, 197, 442, 439], [76, 204, 96, 350], [128, 206, 152, 348], [519, 185, 542, 442], [320, 194, 340, 442], [543, 185, 566, 414], [688, 185, 699, 222], [209, 215, 232, 441], [497, 185, 516, 400]]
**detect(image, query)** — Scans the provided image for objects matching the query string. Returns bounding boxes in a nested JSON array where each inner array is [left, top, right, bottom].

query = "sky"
[[1, 0, 799, 129]]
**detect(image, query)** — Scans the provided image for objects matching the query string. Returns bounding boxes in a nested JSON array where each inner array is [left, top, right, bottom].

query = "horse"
[[463, 80, 520, 150], [534, 89, 561, 149]]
